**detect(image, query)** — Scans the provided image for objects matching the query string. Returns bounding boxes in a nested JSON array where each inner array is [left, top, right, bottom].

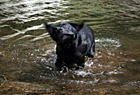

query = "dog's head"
[[45, 22, 83, 45]]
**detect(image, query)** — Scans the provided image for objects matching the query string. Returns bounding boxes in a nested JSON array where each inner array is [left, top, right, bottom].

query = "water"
[[0, 0, 140, 94]]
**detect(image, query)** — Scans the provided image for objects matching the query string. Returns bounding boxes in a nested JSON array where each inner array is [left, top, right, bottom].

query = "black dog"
[[45, 22, 95, 69]]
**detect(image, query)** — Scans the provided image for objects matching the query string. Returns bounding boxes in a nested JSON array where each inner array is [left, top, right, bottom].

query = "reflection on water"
[[0, 0, 140, 94]]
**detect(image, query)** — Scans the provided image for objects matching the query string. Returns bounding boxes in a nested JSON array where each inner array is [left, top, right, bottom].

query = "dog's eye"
[[56, 28, 63, 33], [56, 29, 60, 33], [59, 29, 63, 31]]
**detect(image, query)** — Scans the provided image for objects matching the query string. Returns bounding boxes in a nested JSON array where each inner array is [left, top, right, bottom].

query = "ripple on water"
[[0, 0, 69, 41], [0, 0, 140, 94]]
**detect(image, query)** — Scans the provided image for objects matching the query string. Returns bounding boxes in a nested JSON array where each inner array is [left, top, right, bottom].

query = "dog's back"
[[74, 24, 95, 57]]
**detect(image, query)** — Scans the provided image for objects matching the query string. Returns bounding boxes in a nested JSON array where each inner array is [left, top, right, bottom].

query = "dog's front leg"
[[55, 57, 64, 68], [76, 56, 85, 69]]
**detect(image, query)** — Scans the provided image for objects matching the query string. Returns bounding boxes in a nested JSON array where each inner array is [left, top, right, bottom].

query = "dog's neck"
[[57, 41, 74, 50]]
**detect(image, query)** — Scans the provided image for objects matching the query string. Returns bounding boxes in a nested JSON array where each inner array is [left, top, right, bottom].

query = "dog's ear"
[[44, 22, 56, 35], [44, 22, 57, 41], [69, 22, 84, 31]]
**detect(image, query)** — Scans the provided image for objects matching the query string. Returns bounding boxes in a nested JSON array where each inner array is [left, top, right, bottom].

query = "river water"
[[0, 0, 140, 94]]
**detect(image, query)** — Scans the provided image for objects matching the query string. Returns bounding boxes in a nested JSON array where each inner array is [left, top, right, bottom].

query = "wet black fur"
[[45, 22, 95, 69]]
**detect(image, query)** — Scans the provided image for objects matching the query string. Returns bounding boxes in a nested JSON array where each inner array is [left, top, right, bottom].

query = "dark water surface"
[[0, 0, 140, 94]]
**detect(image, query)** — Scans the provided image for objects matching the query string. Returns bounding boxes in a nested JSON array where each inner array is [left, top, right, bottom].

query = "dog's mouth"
[[57, 34, 73, 45]]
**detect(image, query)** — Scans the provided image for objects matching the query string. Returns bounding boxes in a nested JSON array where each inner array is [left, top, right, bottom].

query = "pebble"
[[131, 59, 136, 62]]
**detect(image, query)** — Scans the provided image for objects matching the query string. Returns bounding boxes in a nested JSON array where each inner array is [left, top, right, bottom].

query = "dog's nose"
[[56, 27, 59, 31], [56, 27, 62, 31]]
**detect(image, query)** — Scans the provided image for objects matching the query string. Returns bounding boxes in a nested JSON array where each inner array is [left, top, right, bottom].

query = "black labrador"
[[45, 22, 95, 69]]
